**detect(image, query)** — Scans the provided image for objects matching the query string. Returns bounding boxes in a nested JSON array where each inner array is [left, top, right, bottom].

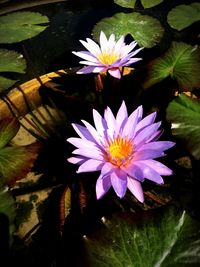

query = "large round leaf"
[[143, 42, 200, 90], [0, 49, 26, 73], [114, 0, 136, 8], [166, 93, 200, 160], [141, 0, 163, 8], [84, 206, 200, 266], [167, 3, 200, 31], [92, 12, 164, 48], [0, 11, 49, 43]]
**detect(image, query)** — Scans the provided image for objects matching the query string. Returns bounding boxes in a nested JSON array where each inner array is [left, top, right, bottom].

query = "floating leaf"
[[114, 0, 136, 8], [0, 118, 20, 149], [0, 49, 26, 73], [85, 206, 200, 266], [143, 42, 200, 90], [0, 11, 49, 43], [166, 93, 200, 160], [0, 185, 16, 246], [167, 3, 200, 31], [0, 76, 18, 91], [141, 0, 163, 8], [93, 12, 164, 48], [0, 142, 41, 186]]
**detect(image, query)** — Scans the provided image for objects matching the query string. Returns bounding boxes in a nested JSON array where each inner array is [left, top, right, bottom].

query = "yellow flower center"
[[98, 52, 118, 65], [107, 136, 133, 166]]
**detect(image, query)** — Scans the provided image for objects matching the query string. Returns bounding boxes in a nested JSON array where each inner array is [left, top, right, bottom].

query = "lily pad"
[[93, 12, 164, 48], [0, 76, 18, 91], [0, 186, 16, 246], [141, 0, 164, 8], [166, 93, 200, 160], [0, 49, 26, 73], [0, 118, 20, 149], [0, 142, 41, 186], [0, 11, 49, 43], [85, 206, 200, 266], [143, 42, 200, 90], [167, 3, 200, 31], [114, 0, 136, 8]]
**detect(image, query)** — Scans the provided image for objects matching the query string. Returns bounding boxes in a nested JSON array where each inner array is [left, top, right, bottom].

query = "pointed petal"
[[71, 123, 94, 141], [108, 68, 121, 79], [127, 177, 144, 202], [67, 156, 86, 164], [93, 109, 107, 137], [80, 38, 101, 56], [72, 51, 98, 63], [114, 35, 125, 54], [121, 106, 141, 138], [104, 106, 116, 138], [122, 163, 145, 182], [135, 112, 157, 133], [96, 174, 111, 199], [67, 137, 97, 149], [77, 159, 104, 173], [81, 120, 102, 144], [100, 31, 108, 52], [116, 101, 128, 132], [137, 141, 175, 153], [140, 159, 173, 176], [110, 170, 127, 198], [134, 149, 165, 160], [72, 148, 103, 160]]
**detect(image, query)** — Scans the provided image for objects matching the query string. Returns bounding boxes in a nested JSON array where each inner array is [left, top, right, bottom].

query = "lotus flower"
[[72, 31, 143, 79], [67, 101, 175, 202]]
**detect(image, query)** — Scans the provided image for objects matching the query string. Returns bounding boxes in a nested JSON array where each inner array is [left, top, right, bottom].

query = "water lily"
[[72, 31, 143, 79], [67, 101, 175, 202]]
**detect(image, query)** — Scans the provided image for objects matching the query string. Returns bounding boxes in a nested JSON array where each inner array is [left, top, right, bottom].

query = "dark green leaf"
[[114, 0, 136, 8], [143, 42, 200, 90], [0, 185, 16, 246], [0, 76, 18, 91], [0, 49, 26, 73], [0, 118, 20, 149], [93, 12, 164, 48], [85, 206, 200, 266], [167, 3, 200, 31], [166, 93, 200, 160], [0, 11, 49, 43], [141, 0, 163, 8], [0, 142, 41, 186]]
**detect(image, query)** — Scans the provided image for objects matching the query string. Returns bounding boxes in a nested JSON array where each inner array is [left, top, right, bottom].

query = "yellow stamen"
[[98, 52, 118, 65], [107, 136, 133, 166]]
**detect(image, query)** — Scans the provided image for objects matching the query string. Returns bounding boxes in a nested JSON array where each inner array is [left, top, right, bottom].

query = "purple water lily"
[[67, 101, 175, 202], [72, 31, 143, 79]]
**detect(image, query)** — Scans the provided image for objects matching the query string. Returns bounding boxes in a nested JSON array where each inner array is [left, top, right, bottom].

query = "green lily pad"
[[0, 118, 20, 149], [0, 142, 41, 186], [0, 76, 18, 91], [85, 206, 200, 266], [0, 185, 16, 246], [167, 3, 200, 31], [166, 93, 200, 160], [0, 11, 49, 43], [0, 49, 26, 73], [93, 12, 164, 48], [143, 42, 200, 90], [114, 0, 136, 8], [141, 0, 163, 8]]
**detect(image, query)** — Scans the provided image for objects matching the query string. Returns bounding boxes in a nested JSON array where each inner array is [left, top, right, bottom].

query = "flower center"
[[107, 136, 133, 166], [98, 52, 118, 65]]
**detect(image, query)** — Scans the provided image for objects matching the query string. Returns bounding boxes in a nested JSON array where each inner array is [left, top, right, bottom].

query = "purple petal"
[[108, 68, 121, 79], [77, 159, 104, 173], [72, 148, 104, 160], [132, 162, 164, 184], [80, 39, 101, 56], [140, 159, 173, 176], [137, 141, 175, 153], [101, 162, 115, 176], [81, 120, 102, 145], [71, 123, 95, 141], [121, 106, 140, 139], [135, 112, 157, 134], [93, 109, 107, 137], [127, 177, 144, 202], [100, 31, 108, 52], [96, 174, 111, 199], [104, 106, 116, 138], [72, 51, 98, 63], [134, 122, 161, 148], [110, 169, 127, 198], [77, 66, 97, 74], [116, 101, 128, 133], [67, 156, 86, 164], [134, 149, 165, 160], [122, 163, 145, 182], [67, 137, 98, 149]]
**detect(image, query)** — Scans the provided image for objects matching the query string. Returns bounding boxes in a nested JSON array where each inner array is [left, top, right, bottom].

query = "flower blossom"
[[72, 31, 143, 79], [67, 101, 175, 202]]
